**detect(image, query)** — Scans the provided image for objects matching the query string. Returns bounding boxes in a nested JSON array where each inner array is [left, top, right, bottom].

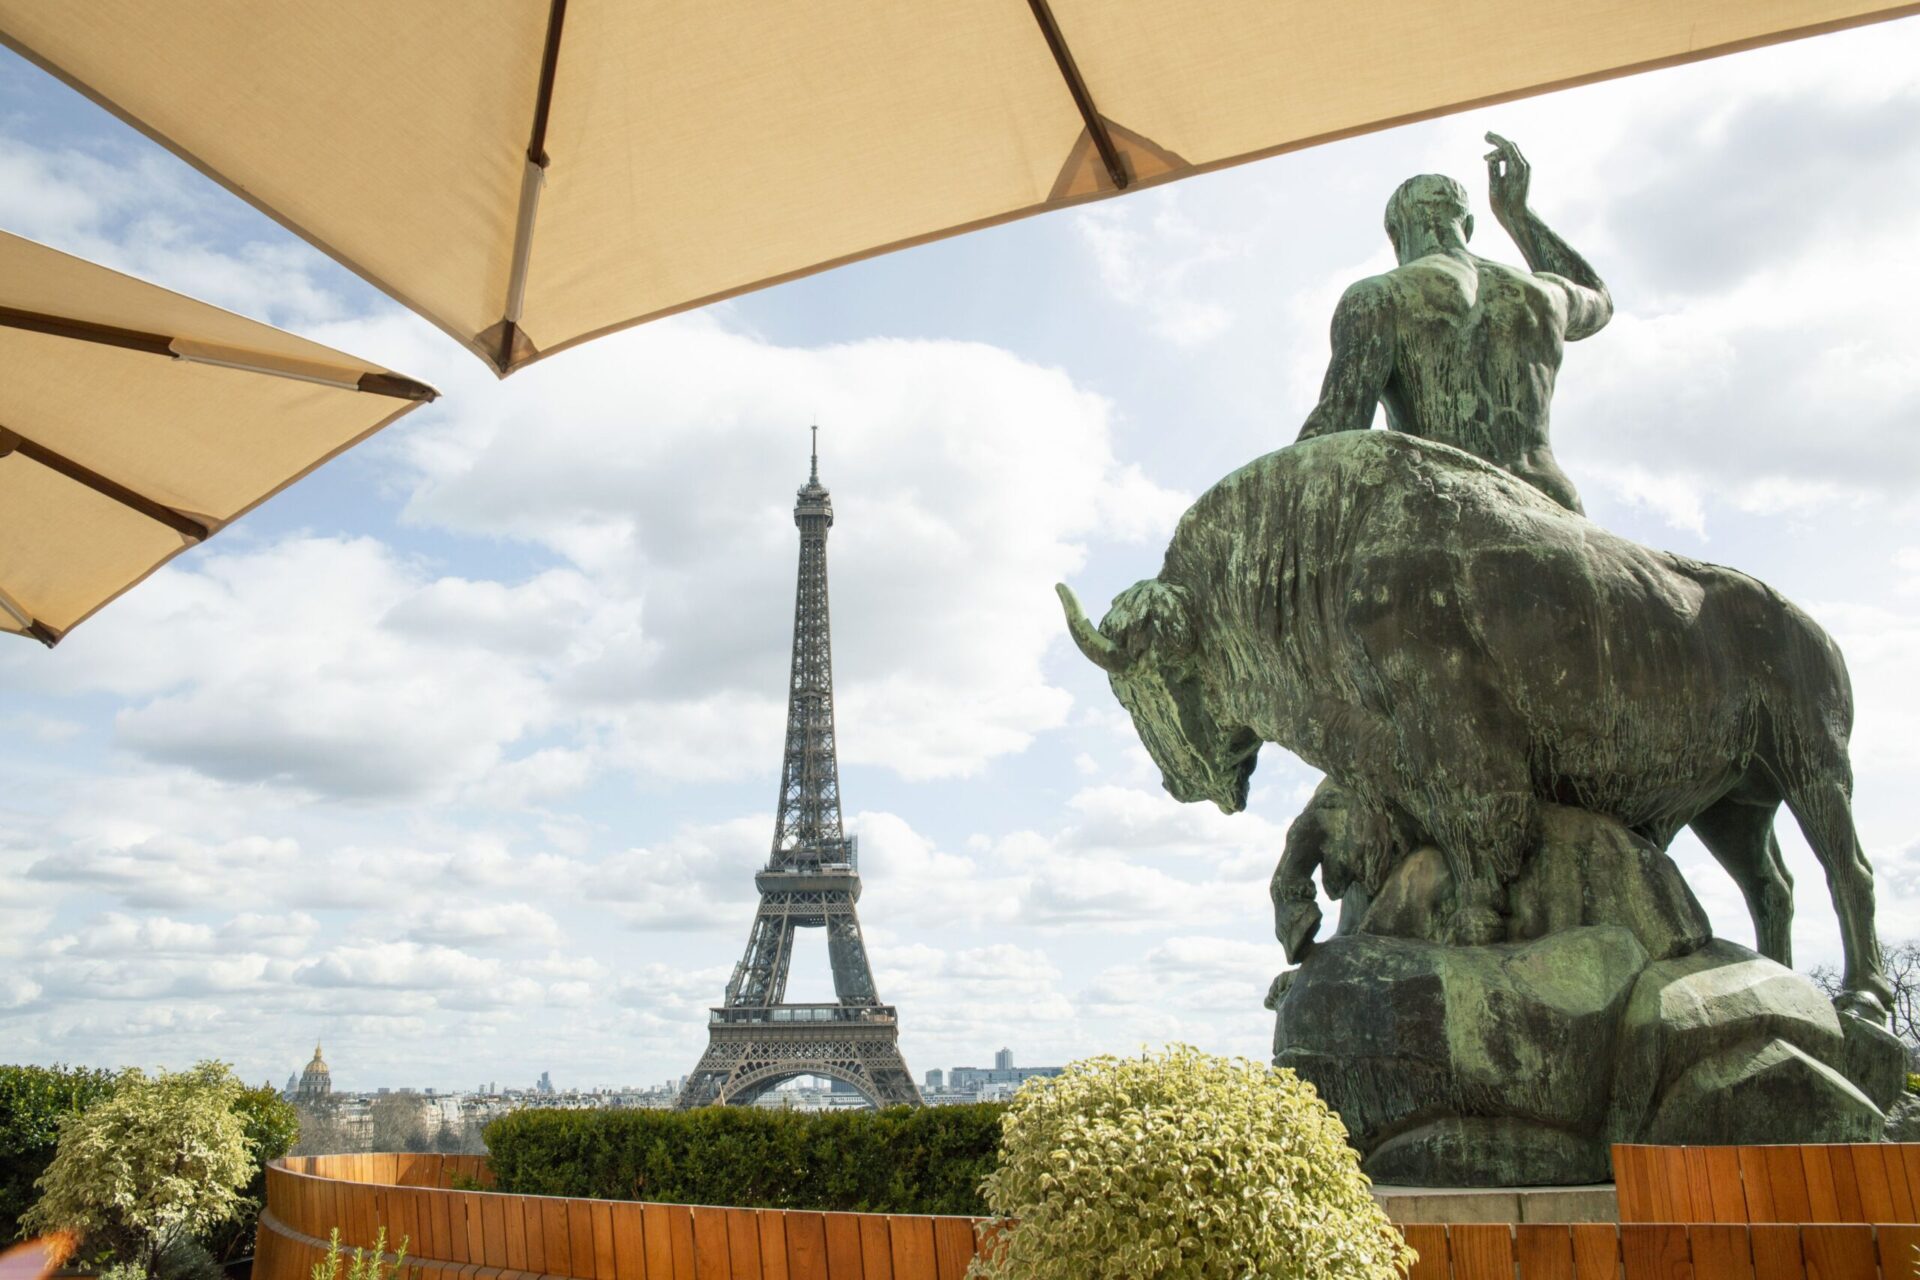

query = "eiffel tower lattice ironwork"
[[677, 430, 922, 1109]]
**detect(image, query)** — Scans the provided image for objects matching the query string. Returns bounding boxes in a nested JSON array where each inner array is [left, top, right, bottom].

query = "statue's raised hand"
[[1484, 132, 1530, 225]]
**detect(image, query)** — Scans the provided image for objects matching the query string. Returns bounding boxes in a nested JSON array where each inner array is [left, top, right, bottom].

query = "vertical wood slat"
[[1688, 1224, 1754, 1280], [569, 1199, 601, 1280], [858, 1216, 894, 1280], [887, 1216, 937, 1280], [930, 1219, 976, 1280], [592, 1200, 619, 1279], [642, 1203, 677, 1280], [756, 1210, 790, 1280], [1400, 1223, 1448, 1280], [1797, 1148, 1839, 1223], [1852, 1145, 1899, 1224], [691, 1206, 732, 1278], [540, 1197, 572, 1275], [1825, 1145, 1864, 1224], [1887, 1144, 1919, 1222], [480, 1195, 508, 1267], [669, 1206, 698, 1279], [784, 1211, 829, 1280], [724, 1208, 762, 1279], [1621, 1224, 1689, 1280], [608, 1202, 646, 1280], [1700, 1148, 1747, 1223], [1516, 1224, 1574, 1280], [1664, 1148, 1699, 1223], [1740, 1148, 1780, 1225], [1570, 1223, 1621, 1280], [522, 1193, 547, 1274], [1798, 1225, 1873, 1280], [503, 1191, 530, 1272], [1614, 1146, 1651, 1222], [1450, 1224, 1513, 1280], [1763, 1148, 1813, 1224], [465, 1192, 489, 1269], [1681, 1149, 1717, 1223], [823, 1214, 864, 1279], [1749, 1224, 1805, 1280]]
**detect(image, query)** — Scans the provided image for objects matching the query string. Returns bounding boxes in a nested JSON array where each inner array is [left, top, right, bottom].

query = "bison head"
[[1055, 580, 1260, 814]]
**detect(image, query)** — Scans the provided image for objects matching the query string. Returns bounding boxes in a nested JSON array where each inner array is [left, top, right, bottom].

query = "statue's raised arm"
[[1483, 133, 1612, 341]]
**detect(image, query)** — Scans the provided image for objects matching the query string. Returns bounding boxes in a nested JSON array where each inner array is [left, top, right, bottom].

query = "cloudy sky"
[[3, 20, 1917, 1094]]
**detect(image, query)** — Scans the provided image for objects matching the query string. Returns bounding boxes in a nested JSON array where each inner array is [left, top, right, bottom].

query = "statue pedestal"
[[1270, 810, 1902, 1186]]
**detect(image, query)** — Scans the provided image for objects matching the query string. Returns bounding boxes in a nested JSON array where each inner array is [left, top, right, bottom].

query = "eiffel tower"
[[677, 430, 921, 1109]]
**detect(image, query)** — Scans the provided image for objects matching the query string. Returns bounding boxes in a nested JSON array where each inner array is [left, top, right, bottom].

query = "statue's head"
[[1384, 174, 1473, 263], [1055, 580, 1260, 814]]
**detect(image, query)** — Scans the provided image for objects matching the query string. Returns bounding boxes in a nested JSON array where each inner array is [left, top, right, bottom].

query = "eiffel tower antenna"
[[677, 429, 921, 1109]]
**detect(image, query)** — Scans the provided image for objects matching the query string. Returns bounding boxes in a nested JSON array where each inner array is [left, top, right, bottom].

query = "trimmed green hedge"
[[484, 1104, 1006, 1215], [0, 1064, 117, 1243]]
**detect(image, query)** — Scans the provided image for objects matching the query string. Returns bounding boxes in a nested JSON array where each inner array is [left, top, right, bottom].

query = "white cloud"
[[1076, 195, 1242, 347]]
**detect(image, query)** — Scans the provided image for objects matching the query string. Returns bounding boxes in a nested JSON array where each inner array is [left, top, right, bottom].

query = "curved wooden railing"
[[256, 1154, 986, 1280], [260, 1147, 1920, 1278]]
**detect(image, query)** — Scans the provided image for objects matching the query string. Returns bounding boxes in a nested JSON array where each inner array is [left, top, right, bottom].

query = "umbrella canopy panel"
[[3, 0, 1912, 376], [0, 230, 435, 644]]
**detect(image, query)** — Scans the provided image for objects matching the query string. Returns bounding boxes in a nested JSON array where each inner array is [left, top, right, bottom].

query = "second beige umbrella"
[[2, 0, 1912, 377], [0, 230, 437, 646]]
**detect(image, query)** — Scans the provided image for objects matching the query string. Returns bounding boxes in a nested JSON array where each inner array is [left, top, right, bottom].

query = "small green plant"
[[21, 1063, 255, 1280], [1907, 1072, 1919, 1095], [310, 1227, 412, 1280], [971, 1045, 1415, 1280]]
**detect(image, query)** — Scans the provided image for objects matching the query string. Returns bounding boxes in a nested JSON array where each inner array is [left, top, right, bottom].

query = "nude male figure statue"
[[1296, 134, 1610, 513]]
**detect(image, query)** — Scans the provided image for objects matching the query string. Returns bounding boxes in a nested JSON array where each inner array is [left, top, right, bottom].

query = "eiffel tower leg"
[[676, 1038, 739, 1109], [730, 908, 797, 1007], [826, 907, 878, 1005]]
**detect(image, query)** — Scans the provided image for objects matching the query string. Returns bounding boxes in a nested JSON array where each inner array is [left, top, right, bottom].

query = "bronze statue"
[[1057, 138, 1907, 1181], [1297, 135, 1607, 513]]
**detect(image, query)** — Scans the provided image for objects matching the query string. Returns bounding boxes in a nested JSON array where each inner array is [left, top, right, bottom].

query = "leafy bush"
[[0, 1064, 117, 1242], [204, 1083, 302, 1264], [486, 1102, 1005, 1214], [23, 1062, 256, 1280], [972, 1046, 1414, 1280]]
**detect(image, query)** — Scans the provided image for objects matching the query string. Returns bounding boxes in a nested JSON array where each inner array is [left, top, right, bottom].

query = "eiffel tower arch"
[[678, 430, 922, 1110]]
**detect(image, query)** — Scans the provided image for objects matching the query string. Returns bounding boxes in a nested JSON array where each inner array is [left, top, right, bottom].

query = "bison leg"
[[1272, 788, 1337, 963], [1784, 775, 1892, 1019], [1689, 795, 1795, 966], [1417, 786, 1535, 947]]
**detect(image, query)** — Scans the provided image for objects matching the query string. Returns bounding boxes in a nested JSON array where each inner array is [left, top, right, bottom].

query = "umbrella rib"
[[0, 426, 210, 543], [0, 584, 61, 648], [498, 0, 570, 372], [1025, 0, 1129, 191], [0, 306, 434, 400]]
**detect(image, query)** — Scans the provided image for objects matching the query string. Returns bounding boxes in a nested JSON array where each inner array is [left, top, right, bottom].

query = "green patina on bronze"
[[1059, 137, 1902, 1183]]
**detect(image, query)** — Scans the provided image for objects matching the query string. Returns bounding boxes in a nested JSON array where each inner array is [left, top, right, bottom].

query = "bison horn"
[[1056, 583, 1126, 674]]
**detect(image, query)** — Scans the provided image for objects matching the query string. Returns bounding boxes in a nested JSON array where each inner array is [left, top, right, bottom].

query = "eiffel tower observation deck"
[[677, 430, 922, 1109]]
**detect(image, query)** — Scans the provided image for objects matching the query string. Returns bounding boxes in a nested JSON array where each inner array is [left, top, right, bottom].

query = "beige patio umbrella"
[[0, 230, 436, 647], [2, 0, 1911, 377]]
